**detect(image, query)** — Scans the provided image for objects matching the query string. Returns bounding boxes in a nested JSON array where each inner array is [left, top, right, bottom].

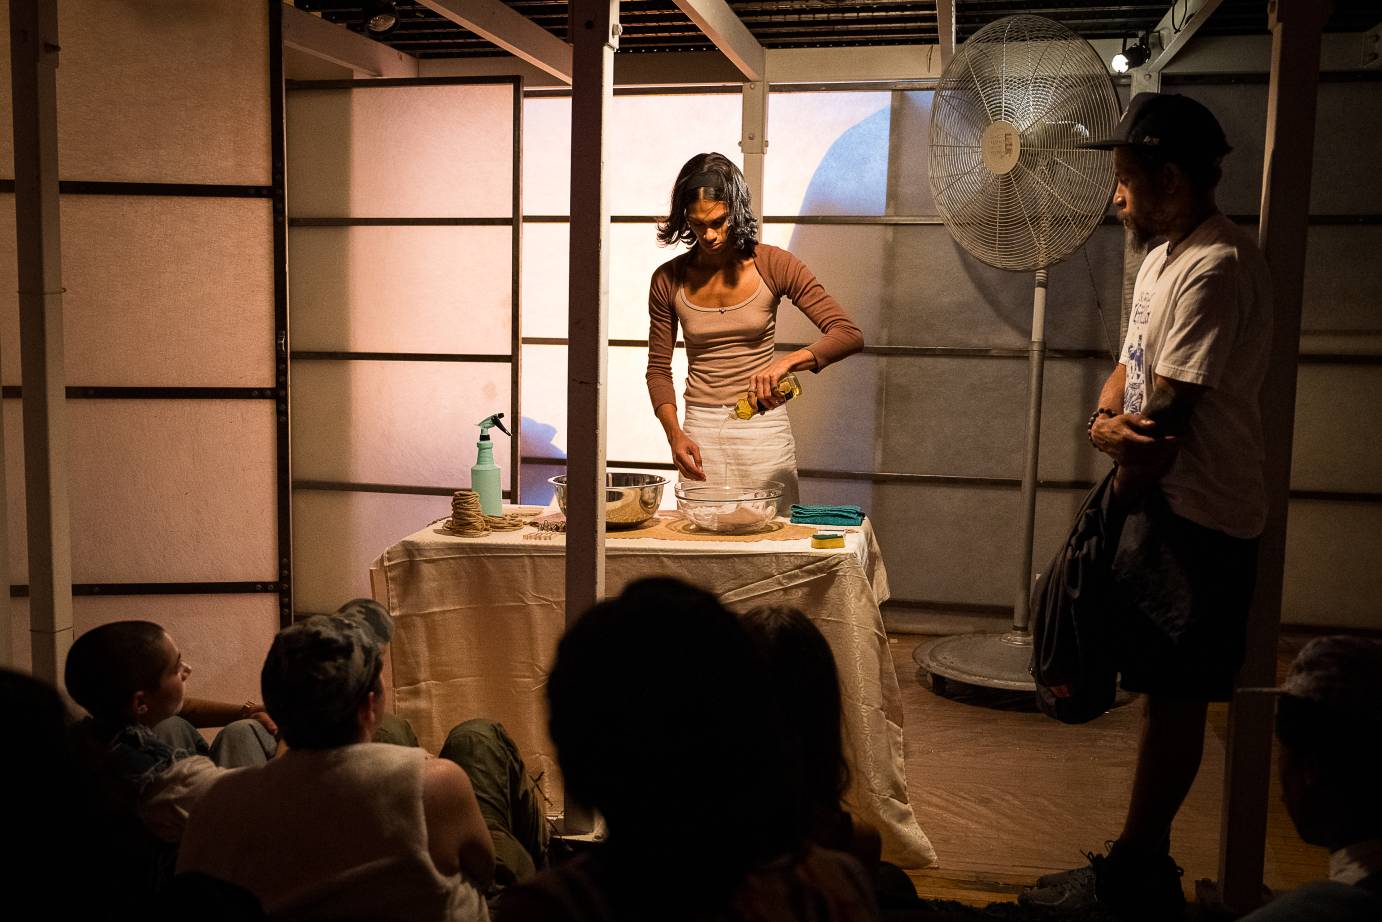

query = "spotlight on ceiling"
[[1112, 33, 1151, 74], [365, 0, 399, 36]]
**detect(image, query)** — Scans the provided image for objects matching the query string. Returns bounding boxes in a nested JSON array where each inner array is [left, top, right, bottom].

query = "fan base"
[[914, 630, 1036, 692]]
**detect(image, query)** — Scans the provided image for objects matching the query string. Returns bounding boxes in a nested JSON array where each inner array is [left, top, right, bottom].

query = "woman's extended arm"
[[647, 263, 705, 479]]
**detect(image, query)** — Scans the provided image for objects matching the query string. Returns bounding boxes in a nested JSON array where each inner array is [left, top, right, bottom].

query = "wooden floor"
[[890, 634, 1328, 908]]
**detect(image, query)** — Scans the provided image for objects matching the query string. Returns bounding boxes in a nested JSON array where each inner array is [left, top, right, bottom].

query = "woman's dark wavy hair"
[[656, 152, 758, 255]]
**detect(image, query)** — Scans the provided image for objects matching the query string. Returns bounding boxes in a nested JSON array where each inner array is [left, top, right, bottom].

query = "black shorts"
[[1109, 490, 1259, 702]]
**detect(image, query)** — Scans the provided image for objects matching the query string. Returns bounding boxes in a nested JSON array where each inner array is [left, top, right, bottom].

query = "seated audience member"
[[334, 597, 423, 748], [340, 596, 551, 891], [740, 604, 920, 910], [177, 605, 514, 920], [3, 667, 98, 916], [1240, 636, 1382, 921], [64, 620, 277, 910], [497, 577, 878, 922]]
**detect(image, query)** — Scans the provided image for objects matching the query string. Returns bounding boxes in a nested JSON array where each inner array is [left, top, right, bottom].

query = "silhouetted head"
[[1272, 636, 1382, 850], [548, 577, 802, 879], [740, 604, 849, 820]]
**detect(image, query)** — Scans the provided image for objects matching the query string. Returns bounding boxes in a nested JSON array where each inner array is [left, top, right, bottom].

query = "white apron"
[[681, 402, 800, 509]]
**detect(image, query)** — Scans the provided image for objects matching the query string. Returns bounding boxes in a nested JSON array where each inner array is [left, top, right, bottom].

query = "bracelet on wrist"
[[1086, 407, 1116, 447]]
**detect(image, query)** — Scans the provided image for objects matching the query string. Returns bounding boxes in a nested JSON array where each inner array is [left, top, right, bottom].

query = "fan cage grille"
[[928, 15, 1121, 272]]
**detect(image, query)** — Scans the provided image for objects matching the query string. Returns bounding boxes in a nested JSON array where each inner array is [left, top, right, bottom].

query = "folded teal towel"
[[790, 504, 865, 526]]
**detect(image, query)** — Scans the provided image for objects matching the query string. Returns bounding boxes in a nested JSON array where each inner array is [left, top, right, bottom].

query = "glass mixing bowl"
[[674, 480, 783, 534]]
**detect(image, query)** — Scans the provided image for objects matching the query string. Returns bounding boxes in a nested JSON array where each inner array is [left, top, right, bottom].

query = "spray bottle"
[[471, 412, 510, 516]]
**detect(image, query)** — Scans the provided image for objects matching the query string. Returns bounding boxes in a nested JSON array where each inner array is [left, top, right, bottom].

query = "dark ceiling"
[[293, 1, 1382, 59]]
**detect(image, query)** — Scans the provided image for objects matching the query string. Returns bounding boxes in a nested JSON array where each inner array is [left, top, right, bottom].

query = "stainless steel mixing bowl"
[[673, 480, 783, 534], [549, 472, 669, 529]]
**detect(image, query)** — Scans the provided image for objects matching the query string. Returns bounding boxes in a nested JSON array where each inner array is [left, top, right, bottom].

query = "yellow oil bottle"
[[731, 372, 802, 420]]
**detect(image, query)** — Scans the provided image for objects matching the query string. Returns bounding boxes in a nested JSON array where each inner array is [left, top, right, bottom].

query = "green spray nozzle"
[[477, 412, 511, 441]]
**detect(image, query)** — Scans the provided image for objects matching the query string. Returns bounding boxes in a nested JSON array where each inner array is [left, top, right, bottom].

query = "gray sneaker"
[[1020, 855, 1102, 911], [1020, 848, 1186, 918], [1032, 846, 1108, 889]]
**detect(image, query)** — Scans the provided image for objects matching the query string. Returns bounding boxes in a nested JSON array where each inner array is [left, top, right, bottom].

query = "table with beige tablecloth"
[[370, 510, 938, 869]]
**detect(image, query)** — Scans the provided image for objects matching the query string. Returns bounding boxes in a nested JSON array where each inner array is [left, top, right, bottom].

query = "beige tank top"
[[177, 743, 488, 922], [675, 280, 781, 407]]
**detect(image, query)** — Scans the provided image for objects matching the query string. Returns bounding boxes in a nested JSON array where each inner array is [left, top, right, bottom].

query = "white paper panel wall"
[[1281, 501, 1382, 629], [1167, 81, 1382, 217], [765, 223, 1125, 354], [519, 344, 688, 469], [287, 84, 514, 219], [8, 595, 279, 707], [520, 222, 691, 342], [521, 93, 742, 217], [521, 97, 571, 217], [871, 354, 1109, 482], [864, 482, 1088, 607], [0, 196, 274, 387], [4, 400, 277, 582], [289, 226, 513, 354], [0, 1, 270, 185], [1291, 365, 1382, 493], [1302, 226, 1382, 332], [763, 91, 893, 217], [291, 361, 513, 488], [520, 223, 569, 338], [292, 490, 448, 615]]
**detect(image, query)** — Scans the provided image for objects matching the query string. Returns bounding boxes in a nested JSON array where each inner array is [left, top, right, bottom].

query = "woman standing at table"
[[645, 152, 863, 507]]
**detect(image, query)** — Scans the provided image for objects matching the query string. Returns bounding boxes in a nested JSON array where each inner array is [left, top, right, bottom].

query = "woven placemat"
[[607, 514, 814, 542]]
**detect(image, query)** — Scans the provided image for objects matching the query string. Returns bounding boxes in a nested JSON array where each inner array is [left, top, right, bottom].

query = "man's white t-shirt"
[[1121, 213, 1273, 539]]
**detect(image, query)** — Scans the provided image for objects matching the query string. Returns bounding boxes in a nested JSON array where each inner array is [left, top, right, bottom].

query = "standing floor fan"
[[917, 15, 1120, 692]]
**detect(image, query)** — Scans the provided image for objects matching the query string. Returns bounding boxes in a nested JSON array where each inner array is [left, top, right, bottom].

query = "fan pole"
[[1012, 268, 1049, 634]]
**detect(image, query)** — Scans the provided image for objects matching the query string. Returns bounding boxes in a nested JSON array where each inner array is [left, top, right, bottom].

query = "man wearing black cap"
[[1241, 636, 1382, 920], [1021, 93, 1273, 917]]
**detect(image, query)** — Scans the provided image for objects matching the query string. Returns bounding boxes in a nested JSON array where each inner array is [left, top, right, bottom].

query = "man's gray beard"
[[1125, 219, 1157, 249]]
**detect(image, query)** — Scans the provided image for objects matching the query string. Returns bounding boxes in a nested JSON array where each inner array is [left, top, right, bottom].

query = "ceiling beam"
[[936, 0, 956, 65], [281, 3, 418, 78], [1146, 0, 1227, 73], [417, 0, 573, 84], [670, 0, 766, 82]]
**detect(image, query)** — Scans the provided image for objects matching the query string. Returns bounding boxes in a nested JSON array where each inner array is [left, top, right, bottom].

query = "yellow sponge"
[[810, 532, 845, 549]]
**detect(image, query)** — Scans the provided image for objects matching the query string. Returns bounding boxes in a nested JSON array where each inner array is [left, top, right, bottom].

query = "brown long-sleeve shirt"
[[645, 243, 864, 410]]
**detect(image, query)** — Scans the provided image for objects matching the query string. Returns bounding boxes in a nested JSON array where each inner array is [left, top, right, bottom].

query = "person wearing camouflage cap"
[[1240, 636, 1382, 921]]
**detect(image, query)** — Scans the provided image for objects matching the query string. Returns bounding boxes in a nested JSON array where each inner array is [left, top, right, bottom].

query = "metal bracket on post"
[[739, 79, 768, 222]]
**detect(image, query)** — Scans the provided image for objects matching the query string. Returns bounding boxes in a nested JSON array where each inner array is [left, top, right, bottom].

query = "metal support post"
[[563, 0, 620, 838], [1214, 0, 1330, 911], [740, 79, 768, 221], [10, 0, 73, 683]]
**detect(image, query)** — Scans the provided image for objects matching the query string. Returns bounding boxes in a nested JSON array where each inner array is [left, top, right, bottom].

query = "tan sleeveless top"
[[675, 280, 779, 407], [646, 243, 864, 412], [177, 743, 488, 922]]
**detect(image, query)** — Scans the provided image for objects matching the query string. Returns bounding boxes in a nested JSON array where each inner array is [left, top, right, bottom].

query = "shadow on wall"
[[519, 415, 563, 505], [785, 103, 890, 506]]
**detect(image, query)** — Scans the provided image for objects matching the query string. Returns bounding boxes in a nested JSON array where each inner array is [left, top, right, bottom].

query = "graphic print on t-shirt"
[[1123, 283, 1154, 415]]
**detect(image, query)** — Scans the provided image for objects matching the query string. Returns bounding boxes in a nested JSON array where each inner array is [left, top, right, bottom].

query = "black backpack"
[[1030, 468, 1124, 724]]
